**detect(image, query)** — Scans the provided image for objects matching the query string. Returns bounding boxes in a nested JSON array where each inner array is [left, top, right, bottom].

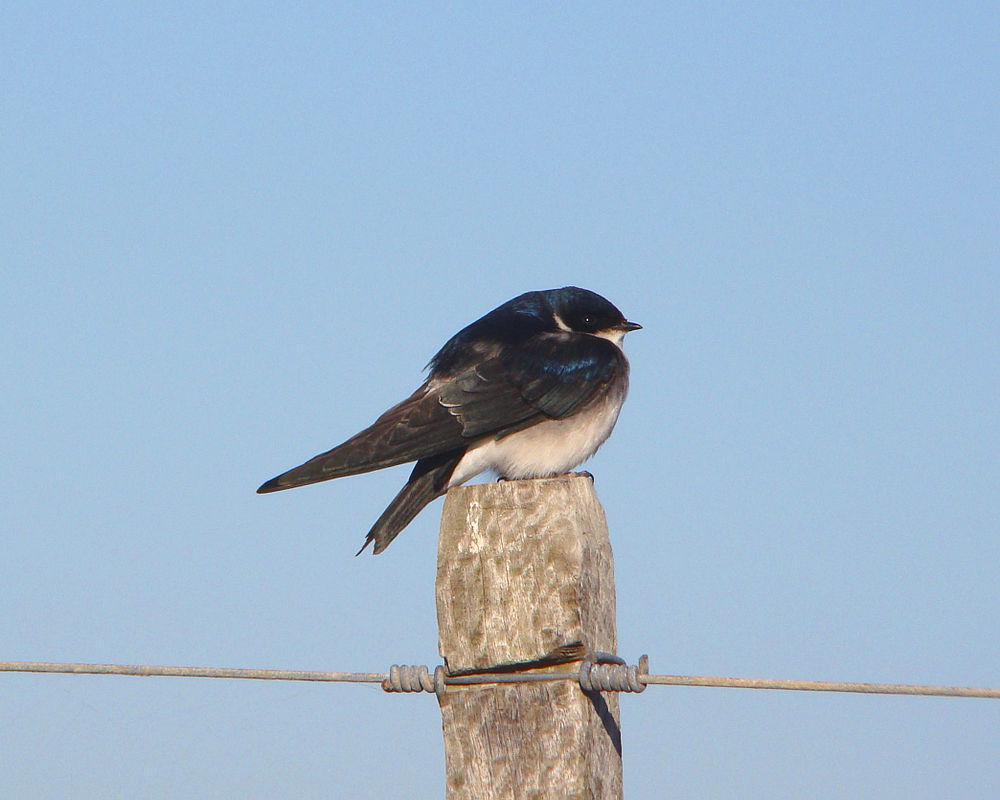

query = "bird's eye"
[[582, 316, 593, 326]]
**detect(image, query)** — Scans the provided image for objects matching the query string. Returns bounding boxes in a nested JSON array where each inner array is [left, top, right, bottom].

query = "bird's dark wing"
[[257, 333, 625, 493], [443, 332, 626, 435], [257, 384, 467, 492]]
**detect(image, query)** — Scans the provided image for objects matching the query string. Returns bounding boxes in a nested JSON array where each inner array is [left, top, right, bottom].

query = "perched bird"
[[258, 286, 641, 554]]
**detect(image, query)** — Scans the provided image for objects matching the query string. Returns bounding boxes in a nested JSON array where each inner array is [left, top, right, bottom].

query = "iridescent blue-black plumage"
[[429, 287, 631, 374], [258, 286, 640, 554]]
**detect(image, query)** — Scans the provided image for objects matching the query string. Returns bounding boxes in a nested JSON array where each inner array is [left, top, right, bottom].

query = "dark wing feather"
[[435, 334, 624, 437], [506, 333, 625, 420], [257, 385, 464, 492], [257, 333, 625, 493], [436, 361, 538, 437]]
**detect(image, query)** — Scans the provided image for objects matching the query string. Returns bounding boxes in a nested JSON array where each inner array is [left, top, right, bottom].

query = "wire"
[[640, 674, 1000, 698], [0, 662, 384, 683], [3, 659, 997, 699]]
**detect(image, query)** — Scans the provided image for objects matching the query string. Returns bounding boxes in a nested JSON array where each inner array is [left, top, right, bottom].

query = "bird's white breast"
[[448, 388, 627, 486]]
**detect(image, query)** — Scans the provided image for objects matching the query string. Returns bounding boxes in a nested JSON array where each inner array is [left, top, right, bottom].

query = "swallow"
[[258, 286, 641, 554]]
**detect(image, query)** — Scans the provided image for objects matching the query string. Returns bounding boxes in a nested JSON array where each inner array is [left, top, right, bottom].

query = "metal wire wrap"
[[382, 664, 447, 696], [579, 655, 649, 693]]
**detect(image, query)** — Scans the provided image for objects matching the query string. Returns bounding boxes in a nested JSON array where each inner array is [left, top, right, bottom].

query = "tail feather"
[[358, 450, 463, 555]]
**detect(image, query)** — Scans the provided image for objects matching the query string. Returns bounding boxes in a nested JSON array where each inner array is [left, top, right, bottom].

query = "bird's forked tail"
[[357, 449, 463, 555]]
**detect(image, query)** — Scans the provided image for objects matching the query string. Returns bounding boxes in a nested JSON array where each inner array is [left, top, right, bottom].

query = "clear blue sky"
[[3, 3, 998, 798]]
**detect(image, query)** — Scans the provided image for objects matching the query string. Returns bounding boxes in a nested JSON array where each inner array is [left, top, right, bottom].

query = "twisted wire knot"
[[382, 664, 446, 696], [579, 655, 649, 693]]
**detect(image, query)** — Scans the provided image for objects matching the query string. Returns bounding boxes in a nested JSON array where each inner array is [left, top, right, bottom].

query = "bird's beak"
[[619, 320, 643, 332]]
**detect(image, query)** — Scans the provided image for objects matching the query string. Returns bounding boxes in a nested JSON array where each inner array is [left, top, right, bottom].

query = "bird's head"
[[545, 286, 642, 346]]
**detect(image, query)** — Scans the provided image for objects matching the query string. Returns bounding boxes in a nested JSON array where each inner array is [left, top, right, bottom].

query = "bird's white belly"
[[448, 393, 625, 486]]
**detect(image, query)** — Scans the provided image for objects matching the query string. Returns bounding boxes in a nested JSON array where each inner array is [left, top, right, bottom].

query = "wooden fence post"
[[435, 475, 622, 800]]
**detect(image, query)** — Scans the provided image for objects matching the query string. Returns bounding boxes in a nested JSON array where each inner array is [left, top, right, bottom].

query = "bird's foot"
[[496, 475, 511, 483], [569, 470, 595, 483]]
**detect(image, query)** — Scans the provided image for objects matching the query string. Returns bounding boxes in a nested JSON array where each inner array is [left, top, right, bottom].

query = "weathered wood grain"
[[436, 475, 622, 800]]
